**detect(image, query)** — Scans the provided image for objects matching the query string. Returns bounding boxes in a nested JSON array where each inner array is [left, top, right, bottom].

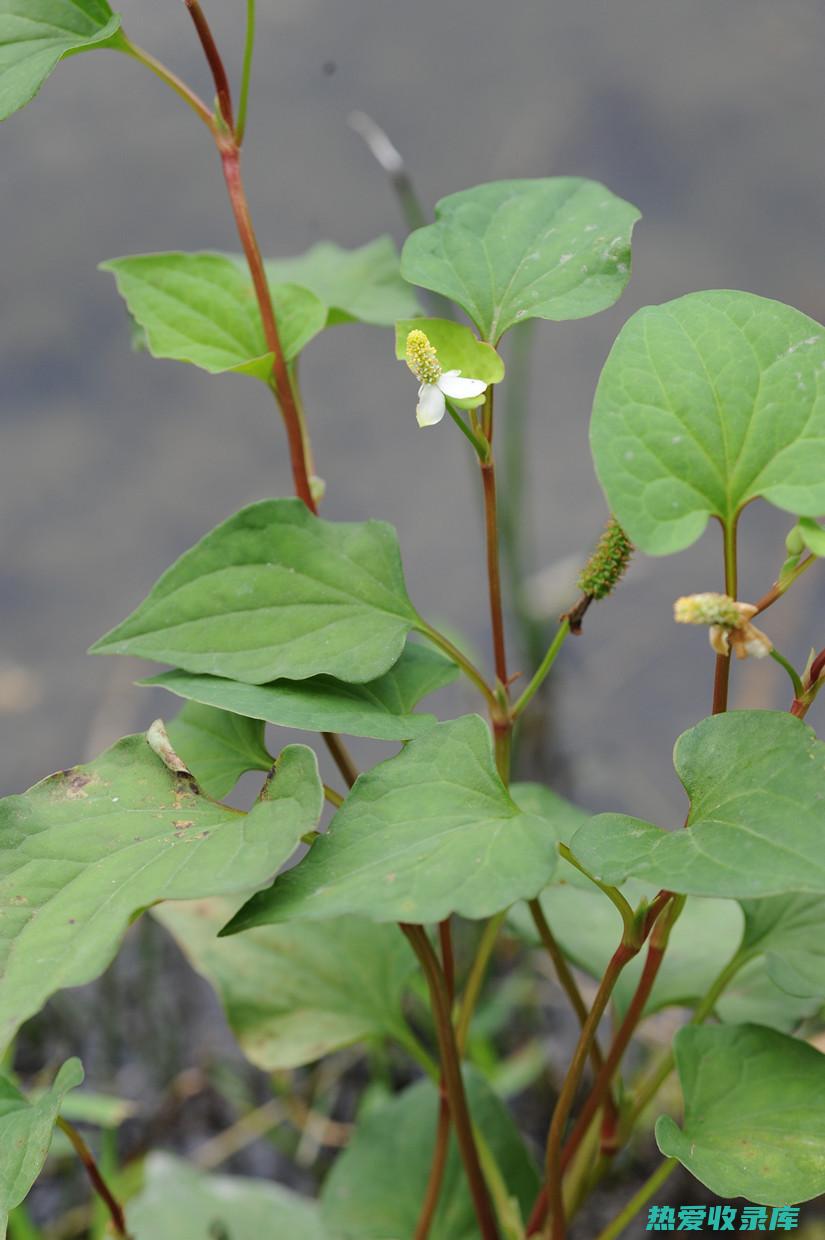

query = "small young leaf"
[[166, 704, 272, 799], [570, 711, 825, 899], [154, 898, 416, 1070], [591, 290, 825, 555], [128, 1154, 324, 1240], [92, 499, 420, 685], [320, 1070, 538, 1239], [0, 1060, 83, 1234], [265, 236, 421, 326], [797, 516, 825, 556], [394, 317, 505, 408], [100, 253, 327, 377], [657, 1024, 825, 1204], [146, 643, 458, 743], [401, 178, 640, 342], [222, 716, 558, 930], [0, 0, 123, 122], [0, 730, 322, 1050]]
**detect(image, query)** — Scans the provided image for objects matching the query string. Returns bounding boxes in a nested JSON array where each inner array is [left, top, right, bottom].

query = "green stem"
[[416, 620, 497, 710], [562, 897, 685, 1171], [557, 845, 636, 942], [447, 401, 491, 460], [528, 899, 612, 1083], [542, 940, 642, 1240], [119, 37, 213, 126], [392, 1023, 440, 1082], [770, 646, 803, 697], [323, 784, 344, 809], [455, 911, 507, 1054], [592, 1159, 678, 1240], [236, 0, 256, 145], [512, 621, 570, 719], [402, 926, 500, 1240], [754, 552, 816, 616]]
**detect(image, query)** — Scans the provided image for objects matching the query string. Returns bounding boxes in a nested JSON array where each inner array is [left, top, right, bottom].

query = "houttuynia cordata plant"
[[3, 3, 825, 1239]]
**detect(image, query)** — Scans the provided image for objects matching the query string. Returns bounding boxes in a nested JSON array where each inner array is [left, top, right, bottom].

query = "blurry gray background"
[[3, 0, 825, 833], [6, 0, 825, 1219]]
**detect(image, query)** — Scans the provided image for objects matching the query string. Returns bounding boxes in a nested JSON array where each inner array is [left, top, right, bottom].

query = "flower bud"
[[577, 517, 634, 600]]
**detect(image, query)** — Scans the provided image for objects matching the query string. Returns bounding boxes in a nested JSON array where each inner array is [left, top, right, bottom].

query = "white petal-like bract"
[[438, 370, 488, 400], [416, 382, 447, 427]]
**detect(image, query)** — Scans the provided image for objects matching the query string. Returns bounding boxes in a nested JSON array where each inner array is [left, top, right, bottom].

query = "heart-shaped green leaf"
[[656, 1024, 825, 1204], [100, 253, 327, 377], [401, 178, 640, 342], [265, 236, 421, 326], [92, 499, 421, 685], [570, 711, 825, 899], [320, 1071, 538, 1239], [223, 716, 558, 929], [0, 0, 123, 122], [0, 727, 322, 1050], [155, 898, 416, 1070], [394, 317, 505, 408], [146, 643, 458, 743], [128, 1154, 325, 1240], [166, 704, 272, 799], [590, 290, 825, 555], [0, 1060, 83, 1234]]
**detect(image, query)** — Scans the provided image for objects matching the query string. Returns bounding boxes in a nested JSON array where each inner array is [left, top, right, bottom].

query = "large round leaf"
[[657, 1024, 825, 1204], [0, 730, 322, 1050], [591, 290, 825, 555], [401, 179, 639, 342], [91, 499, 420, 685], [570, 711, 825, 899], [155, 899, 417, 1070], [223, 716, 559, 929]]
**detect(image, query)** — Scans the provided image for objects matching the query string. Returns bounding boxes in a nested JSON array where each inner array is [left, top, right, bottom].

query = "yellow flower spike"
[[405, 329, 442, 386]]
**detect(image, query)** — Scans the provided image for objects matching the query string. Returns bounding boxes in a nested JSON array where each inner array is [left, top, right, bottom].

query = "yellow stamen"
[[405, 329, 442, 385]]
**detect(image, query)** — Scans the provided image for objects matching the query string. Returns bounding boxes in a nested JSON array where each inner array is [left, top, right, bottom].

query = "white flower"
[[404, 329, 488, 428]]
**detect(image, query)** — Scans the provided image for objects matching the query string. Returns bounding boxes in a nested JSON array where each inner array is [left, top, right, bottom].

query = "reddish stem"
[[402, 925, 500, 1240], [414, 920, 457, 1240], [182, 0, 234, 128], [219, 147, 317, 509], [481, 459, 508, 688], [58, 1118, 128, 1236]]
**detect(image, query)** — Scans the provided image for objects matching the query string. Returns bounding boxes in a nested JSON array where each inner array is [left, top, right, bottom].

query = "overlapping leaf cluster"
[[4, 2, 825, 1231]]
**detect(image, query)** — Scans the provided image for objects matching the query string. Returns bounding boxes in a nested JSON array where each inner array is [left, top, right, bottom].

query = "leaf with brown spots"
[[0, 732, 322, 1051]]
